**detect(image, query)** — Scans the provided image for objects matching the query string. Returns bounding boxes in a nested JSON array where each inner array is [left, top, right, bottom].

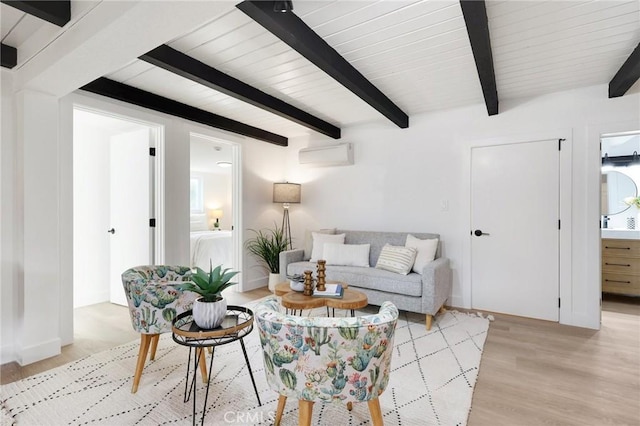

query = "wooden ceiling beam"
[[1, 43, 17, 68], [81, 77, 288, 146], [609, 43, 640, 98], [236, 0, 409, 128], [1, 0, 70, 27], [140, 44, 340, 139], [460, 0, 498, 116]]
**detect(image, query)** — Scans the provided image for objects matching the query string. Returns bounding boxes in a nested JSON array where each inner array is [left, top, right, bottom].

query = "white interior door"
[[471, 139, 559, 321], [109, 128, 151, 305]]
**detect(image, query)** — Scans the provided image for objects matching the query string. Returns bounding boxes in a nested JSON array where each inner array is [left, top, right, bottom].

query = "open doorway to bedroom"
[[189, 133, 242, 288]]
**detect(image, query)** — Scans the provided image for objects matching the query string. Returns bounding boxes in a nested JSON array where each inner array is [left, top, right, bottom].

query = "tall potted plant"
[[177, 262, 239, 329], [245, 225, 289, 292]]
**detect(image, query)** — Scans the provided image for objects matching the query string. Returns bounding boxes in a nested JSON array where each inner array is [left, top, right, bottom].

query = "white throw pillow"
[[405, 234, 439, 274], [323, 243, 370, 267], [310, 232, 345, 262], [303, 228, 336, 260], [375, 244, 417, 275]]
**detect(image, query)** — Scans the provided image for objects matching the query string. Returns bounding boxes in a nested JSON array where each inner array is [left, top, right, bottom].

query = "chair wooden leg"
[[298, 400, 314, 426], [132, 334, 154, 393], [149, 334, 160, 361], [367, 398, 384, 426], [347, 401, 353, 411], [197, 348, 208, 383], [275, 395, 287, 426], [426, 314, 433, 330], [438, 305, 446, 314]]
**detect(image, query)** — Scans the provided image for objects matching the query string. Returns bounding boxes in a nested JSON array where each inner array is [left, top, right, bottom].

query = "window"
[[190, 176, 203, 213]]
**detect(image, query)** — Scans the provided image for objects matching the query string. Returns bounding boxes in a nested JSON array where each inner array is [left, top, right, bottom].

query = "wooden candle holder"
[[316, 259, 326, 292], [303, 270, 314, 296]]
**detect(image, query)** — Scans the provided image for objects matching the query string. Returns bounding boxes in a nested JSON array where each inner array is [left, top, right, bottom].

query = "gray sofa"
[[279, 230, 452, 329]]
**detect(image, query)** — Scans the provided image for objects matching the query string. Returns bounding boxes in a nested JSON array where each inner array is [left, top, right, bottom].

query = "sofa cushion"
[[303, 228, 336, 260], [336, 230, 440, 266], [310, 232, 345, 261], [286, 262, 423, 297], [405, 234, 439, 274], [324, 243, 370, 267], [375, 244, 417, 275]]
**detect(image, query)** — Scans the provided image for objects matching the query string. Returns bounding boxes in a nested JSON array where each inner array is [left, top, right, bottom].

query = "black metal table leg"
[[239, 338, 262, 406], [199, 347, 215, 426], [191, 349, 198, 426], [184, 347, 198, 403]]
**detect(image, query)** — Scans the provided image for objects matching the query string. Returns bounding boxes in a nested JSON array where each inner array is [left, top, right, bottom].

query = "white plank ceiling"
[[3, 0, 639, 140]]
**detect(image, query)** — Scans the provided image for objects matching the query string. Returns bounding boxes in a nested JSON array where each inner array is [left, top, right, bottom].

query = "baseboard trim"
[[243, 276, 267, 292], [1, 343, 15, 365], [17, 338, 61, 366], [450, 295, 466, 309]]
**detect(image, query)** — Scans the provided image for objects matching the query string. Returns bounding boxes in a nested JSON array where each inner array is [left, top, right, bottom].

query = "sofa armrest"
[[279, 249, 304, 281], [420, 257, 452, 314]]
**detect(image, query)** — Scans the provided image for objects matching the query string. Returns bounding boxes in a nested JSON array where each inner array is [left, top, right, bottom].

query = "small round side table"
[[172, 305, 261, 426]]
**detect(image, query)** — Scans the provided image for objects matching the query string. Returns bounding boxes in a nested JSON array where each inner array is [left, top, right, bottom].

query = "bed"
[[190, 230, 233, 271]]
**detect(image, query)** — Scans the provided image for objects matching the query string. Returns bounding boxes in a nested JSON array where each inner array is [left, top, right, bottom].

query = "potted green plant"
[[177, 262, 239, 329], [245, 224, 289, 292]]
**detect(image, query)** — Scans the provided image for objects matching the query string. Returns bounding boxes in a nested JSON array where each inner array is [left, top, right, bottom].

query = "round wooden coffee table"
[[277, 281, 368, 316]]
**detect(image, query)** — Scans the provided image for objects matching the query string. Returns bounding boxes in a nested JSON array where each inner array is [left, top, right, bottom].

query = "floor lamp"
[[273, 182, 301, 250]]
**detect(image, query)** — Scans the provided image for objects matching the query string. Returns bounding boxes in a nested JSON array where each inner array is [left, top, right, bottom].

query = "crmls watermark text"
[[223, 411, 276, 424]]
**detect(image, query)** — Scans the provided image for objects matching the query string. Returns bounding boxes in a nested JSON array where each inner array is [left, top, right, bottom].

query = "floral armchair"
[[254, 296, 398, 426], [121, 265, 203, 393]]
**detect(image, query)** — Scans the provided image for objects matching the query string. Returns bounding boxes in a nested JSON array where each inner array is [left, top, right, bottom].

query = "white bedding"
[[190, 230, 233, 271]]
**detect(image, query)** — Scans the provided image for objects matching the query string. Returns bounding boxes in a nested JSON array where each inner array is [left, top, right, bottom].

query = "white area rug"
[[1, 307, 489, 425]]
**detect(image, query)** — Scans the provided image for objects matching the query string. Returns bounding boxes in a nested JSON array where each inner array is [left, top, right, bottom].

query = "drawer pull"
[[604, 246, 631, 250], [605, 262, 631, 267], [605, 279, 631, 284]]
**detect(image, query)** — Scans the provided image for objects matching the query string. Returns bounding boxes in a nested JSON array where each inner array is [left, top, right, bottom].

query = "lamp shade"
[[209, 209, 223, 219], [273, 182, 301, 204]]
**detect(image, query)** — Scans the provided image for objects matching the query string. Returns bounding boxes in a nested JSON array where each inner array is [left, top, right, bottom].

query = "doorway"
[[471, 139, 560, 321], [73, 107, 162, 308], [600, 131, 640, 299], [189, 133, 242, 285]]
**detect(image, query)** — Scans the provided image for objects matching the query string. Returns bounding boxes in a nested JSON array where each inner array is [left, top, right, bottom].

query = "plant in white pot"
[[245, 224, 288, 292], [177, 262, 239, 329]]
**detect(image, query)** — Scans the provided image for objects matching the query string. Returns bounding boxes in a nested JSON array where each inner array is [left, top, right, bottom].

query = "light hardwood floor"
[[0, 287, 271, 385], [1, 292, 638, 425]]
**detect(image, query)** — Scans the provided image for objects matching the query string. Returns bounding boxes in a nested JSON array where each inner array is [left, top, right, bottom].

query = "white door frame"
[[588, 120, 640, 326], [189, 132, 244, 291], [462, 129, 572, 324], [73, 105, 165, 264]]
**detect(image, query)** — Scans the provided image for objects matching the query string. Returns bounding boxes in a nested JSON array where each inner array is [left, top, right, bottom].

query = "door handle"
[[107, 228, 115, 234], [473, 229, 490, 237]]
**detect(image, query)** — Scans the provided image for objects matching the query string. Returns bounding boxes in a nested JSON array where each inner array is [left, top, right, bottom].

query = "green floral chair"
[[121, 265, 204, 393], [254, 296, 398, 426]]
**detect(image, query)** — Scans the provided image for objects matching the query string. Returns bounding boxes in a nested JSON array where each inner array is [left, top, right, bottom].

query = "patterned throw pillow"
[[375, 244, 417, 275]]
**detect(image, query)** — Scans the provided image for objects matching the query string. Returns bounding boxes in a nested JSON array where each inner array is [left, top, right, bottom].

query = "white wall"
[[73, 118, 111, 307], [284, 84, 640, 329], [16, 90, 62, 365], [239, 136, 287, 289], [1, 70, 16, 362]]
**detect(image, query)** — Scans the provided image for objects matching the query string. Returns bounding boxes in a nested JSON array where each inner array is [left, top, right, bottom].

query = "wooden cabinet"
[[602, 238, 640, 296]]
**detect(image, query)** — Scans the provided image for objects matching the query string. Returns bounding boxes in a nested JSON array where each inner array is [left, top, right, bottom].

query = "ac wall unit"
[[298, 143, 354, 167]]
